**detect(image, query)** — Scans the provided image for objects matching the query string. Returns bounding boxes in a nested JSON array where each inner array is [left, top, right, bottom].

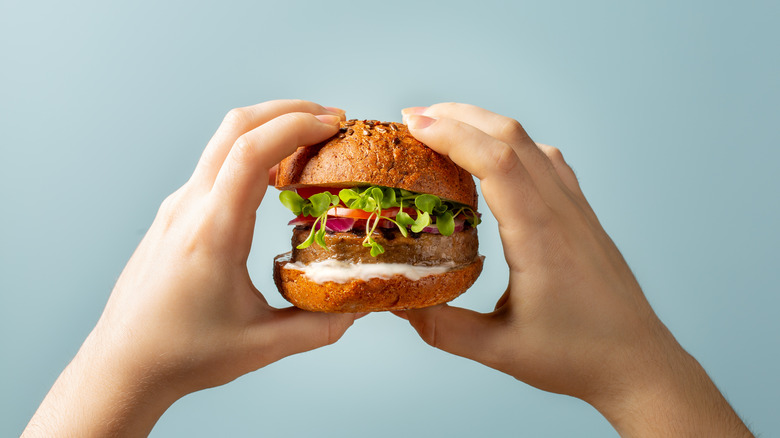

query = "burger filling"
[[278, 185, 481, 283], [279, 185, 480, 257]]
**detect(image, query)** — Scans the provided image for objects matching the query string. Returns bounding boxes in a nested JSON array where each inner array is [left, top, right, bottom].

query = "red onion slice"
[[324, 217, 357, 232], [421, 218, 466, 234]]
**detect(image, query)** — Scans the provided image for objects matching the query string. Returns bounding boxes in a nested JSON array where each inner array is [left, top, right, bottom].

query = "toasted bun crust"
[[275, 120, 478, 209], [273, 253, 484, 313]]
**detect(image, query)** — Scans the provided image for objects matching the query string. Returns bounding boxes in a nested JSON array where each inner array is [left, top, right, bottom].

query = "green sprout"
[[279, 185, 479, 256]]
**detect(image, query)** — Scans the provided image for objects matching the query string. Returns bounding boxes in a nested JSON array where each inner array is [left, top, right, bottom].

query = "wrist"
[[82, 323, 185, 415], [23, 326, 182, 437], [587, 322, 752, 437]]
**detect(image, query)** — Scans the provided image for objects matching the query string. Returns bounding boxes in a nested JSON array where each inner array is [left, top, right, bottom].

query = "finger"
[[406, 115, 522, 182], [210, 113, 340, 218], [259, 307, 360, 359], [268, 164, 279, 186], [406, 114, 563, 265], [536, 143, 584, 197], [494, 286, 511, 312], [400, 106, 427, 123], [405, 102, 530, 146], [406, 103, 564, 196], [404, 304, 504, 368], [406, 114, 549, 228], [192, 100, 342, 189], [390, 310, 408, 320], [535, 143, 603, 228]]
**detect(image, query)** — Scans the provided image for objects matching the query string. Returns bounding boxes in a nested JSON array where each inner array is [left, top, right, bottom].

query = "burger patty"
[[291, 227, 478, 266]]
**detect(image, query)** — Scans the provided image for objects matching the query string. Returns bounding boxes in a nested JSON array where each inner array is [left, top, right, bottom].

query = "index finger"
[[406, 114, 550, 230], [406, 103, 567, 201], [210, 113, 340, 219], [405, 102, 532, 146], [193, 100, 344, 189]]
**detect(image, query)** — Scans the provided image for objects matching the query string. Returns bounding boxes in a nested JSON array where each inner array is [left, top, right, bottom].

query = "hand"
[[398, 103, 752, 437], [23, 100, 361, 437]]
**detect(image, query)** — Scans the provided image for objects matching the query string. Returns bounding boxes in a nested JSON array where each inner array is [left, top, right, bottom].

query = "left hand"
[[23, 100, 362, 437], [100, 100, 360, 394]]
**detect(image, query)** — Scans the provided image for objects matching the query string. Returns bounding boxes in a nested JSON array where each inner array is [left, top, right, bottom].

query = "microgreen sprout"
[[279, 185, 480, 256], [280, 190, 340, 250]]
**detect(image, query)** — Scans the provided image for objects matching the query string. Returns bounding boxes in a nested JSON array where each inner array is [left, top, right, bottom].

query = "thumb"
[[401, 304, 502, 366], [255, 307, 361, 361]]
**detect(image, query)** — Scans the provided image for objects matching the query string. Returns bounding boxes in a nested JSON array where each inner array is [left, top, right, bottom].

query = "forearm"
[[593, 330, 752, 437], [22, 329, 178, 437]]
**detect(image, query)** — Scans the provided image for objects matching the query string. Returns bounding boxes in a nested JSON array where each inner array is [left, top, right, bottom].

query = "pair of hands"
[[24, 100, 751, 437]]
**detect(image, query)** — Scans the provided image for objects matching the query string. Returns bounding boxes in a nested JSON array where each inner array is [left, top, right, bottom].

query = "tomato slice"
[[380, 207, 401, 218], [327, 207, 373, 219]]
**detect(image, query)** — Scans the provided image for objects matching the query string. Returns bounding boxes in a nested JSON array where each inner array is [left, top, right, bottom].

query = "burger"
[[272, 119, 483, 313]]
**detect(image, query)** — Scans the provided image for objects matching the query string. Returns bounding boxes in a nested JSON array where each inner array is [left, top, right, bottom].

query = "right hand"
[[397, 103, 752, 437]]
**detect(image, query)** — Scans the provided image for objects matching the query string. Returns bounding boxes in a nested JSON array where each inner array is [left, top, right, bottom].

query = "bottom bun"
[[273, 253, 484, 313]]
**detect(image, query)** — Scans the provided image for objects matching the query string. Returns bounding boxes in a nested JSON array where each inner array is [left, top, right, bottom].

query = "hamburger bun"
[[273, 253, 484, 313], [276, 120, 478, 209], [273, 119, 482, 313]]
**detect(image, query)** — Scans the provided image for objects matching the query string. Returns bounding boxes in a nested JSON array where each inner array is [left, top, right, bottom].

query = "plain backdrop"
[[2, 0, 778, 436]]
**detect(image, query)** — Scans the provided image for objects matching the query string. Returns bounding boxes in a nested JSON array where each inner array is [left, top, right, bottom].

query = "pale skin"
[[22, 100, 752, 437], [22, 100, 360, 437], [399, 104, 753, 437]]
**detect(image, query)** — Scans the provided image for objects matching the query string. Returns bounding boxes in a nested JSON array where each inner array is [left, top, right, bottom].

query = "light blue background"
[[2, 0, 778, 436]]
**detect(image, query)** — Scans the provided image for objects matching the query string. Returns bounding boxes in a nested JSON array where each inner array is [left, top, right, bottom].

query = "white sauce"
[[283, 259, 456, 284]]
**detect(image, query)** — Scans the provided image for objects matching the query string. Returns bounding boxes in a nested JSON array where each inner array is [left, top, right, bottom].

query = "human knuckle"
[[326, 317, 348, 345], [281, 111, 310, 123], [410, 313, 439, 348], [418, 321, 437, 348], [276, 111, 312, 131], [162, 185, 194, 213], [154, 190, 186, 230], [543, 145, 565, 165], [324, 317, 335, 345], [497, 118, 525, 140], [230, 134, 255, 164], [492, 143, 520, 175], [158, 192, 178, 215], [222, 107, 250, 130]]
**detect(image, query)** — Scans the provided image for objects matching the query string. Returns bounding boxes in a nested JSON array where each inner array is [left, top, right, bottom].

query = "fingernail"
[[402, 106, 428, 116], [401, 106, 428, 124], [315, 114, 341, 125], [406, 114, 436, 130], [323, 106, 346, 116]]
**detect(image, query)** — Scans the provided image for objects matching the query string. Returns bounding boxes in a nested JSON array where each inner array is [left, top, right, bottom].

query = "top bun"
[[275, 119, 478, 209]]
